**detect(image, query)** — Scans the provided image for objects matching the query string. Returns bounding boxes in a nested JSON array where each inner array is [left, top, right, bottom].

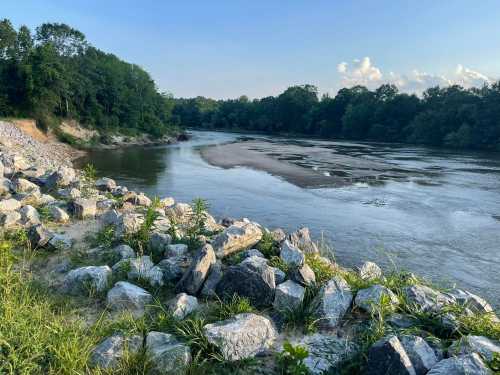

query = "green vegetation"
[[304, 254, 335, 286], [0, 19, 178, 136], [277, 341, 309, 375], [92, 224, 116, 250], [174, 83, 500, 151], [256, 232, 280, 258], [208, 294, 255, 321], [124, 197, 161, 255]]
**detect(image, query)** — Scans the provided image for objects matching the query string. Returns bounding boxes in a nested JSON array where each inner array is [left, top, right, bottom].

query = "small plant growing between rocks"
[[268, 256, 289, 275], [256, 231, 279, 258], [36, 205, 52, 223], [305, 254, 334, 286], [92, 224, 116, 250], [81, 163, 97, 198], [208, 294, 255, 321], [124, 197, 161, 255], [281, 286, 320, 334], [277, 341, 309, 375], [185, 198, 209, 250]]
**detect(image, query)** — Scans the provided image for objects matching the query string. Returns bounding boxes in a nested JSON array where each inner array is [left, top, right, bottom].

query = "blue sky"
[[2, 0, 500, 98]]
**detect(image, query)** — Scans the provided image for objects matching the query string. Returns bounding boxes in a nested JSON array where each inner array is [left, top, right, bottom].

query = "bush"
[[277, 341, 309, 375]]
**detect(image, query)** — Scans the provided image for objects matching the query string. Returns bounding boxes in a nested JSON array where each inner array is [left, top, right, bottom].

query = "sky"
[[2, 0, 500, 99]]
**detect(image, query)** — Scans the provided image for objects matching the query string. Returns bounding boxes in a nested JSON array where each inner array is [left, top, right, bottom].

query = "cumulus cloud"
[[336, 57, 493, 94]]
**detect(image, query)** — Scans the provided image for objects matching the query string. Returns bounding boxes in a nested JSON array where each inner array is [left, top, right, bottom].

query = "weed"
[[124, 197, 161, 255], [281, 286, 320, 334], [277, 341, 309, 375], [269, 256, 289, 275], [208, 294, 255, 321], [92, 224, 116, 249], [305, 254, 335, 286], [36, 205, 52, 223], [256, 231, 280, 258]]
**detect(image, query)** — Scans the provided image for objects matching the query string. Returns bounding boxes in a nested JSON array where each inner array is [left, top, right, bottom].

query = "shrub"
[[277, 341, 309, 375], [305, 254, 335, 286], [256, 231, 279, 258]]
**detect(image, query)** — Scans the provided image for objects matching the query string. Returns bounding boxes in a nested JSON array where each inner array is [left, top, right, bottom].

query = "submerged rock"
[[204, 313, 278, 361]]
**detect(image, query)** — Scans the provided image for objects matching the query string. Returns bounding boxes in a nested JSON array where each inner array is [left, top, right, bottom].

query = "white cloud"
[[336, 57, 493, 94]]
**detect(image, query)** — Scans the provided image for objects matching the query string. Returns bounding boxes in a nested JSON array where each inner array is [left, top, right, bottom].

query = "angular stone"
[[101, 209, 121, 227], [112, 244, 135, 260], [175, 244, 216, 295], [403, 285, 456, 313], [270, 228, 287, 243], [400, 335, 438, 375], [291, 263, 316, 286], [19, 204, 40, 226], [0, 177, 12, 194], [71, 198, 97, 219], [48, 233, 72, 251], [311, 276, 353, 329], [106, 281, 153, 317], [427, 353, 492, 375], [116, 212, 144, 235], [57, 187, 81, 200], [157, 256, 187, 282], [13, 178, 39, 193], [288, 227, 319, 254], [28, 224, 54, 248], [159, 196, 175, 208], [169, 293, 199, 319], [145, 331, 191, 374], [39, 193, 56, 205], [216, 260, 275, 308], [290, 334, 357, 375], [367, 335, 416, 375], [242, 248, 265, 259], [204, 313, 278, 361], [355, 285, 399, 313], [46, 166, 76, 188], [95, 177, 117, 192], [89, 333, 142, 369], [0, 198, 21, 212], [63, 266, 112, 295], [212, 221, 263, 258], [166, 243, 188, 257], [0, 211, 21, 228], [447, 289, 495, 316], [280, 240, 305, 267], [49, 206, 70, 222], [149, 232, 172, 255], [448, 335, 500, 362], [358, 261, 383, 280], [200, 261, 223, 298], [274, 280, 305, 312]]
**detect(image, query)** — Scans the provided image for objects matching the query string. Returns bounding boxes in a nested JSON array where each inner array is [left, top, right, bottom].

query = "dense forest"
[[173, 82, 500, 151], [0, 19, 177, 136]]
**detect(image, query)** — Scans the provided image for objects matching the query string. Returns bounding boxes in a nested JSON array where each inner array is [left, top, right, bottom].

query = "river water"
[[79, 131, 500, 308]]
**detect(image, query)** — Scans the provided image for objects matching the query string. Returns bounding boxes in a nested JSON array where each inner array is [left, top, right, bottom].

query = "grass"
[[91, 224, 116, 249], [280, 285, 320, 334], [304, 253, 335, 286], [268, 255, 290, 275], [256, 231, 280, 258], [124, 197, 161, 256], [207, 294, 255, 321]]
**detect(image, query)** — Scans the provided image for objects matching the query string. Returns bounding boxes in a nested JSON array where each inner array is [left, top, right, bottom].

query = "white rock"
[[204, 313, 278, 361], [72, 198, 97, 219], [0, 211, 21, 228], [19, 205, 40, 226], [0, 198, 21, 212], [13, 178, 39, 193], [50, 206, 70, 222], [358, 261, 383, 280], [169, 293, 199, 319], [212, 221, 263, 258]]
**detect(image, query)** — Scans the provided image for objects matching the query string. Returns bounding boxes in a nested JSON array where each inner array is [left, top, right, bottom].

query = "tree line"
[[173, 82, 500, 150], [0, 19, 177, 136]]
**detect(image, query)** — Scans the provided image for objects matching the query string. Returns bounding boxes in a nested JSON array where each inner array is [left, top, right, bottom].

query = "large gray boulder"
[[367, 335, 416, 375], [204, 313, 278, 361], [148, 232, 172, 255], [212, 221, 263, 258], [19, 205, 40, 226], [448, 335, 500, 362], [311, 276, 353, 329], [427, 353, 492, 374], [106, 281, 153, 317], [145, 331, 191, 374], [0, 211, 21, 228], [175, 244, 216, 295], [403, 285, 456, 313], [355, 285, 399, 313], [274, 280, 305, 312], [289, 334, 357, 375], [216, 257, 276, 308], [157, 256, 188, 283], [89, 333, 142, 369], [49, 206, 70, 223], [63, 266, 112, 295], [400, 335, 439, 375], [168, 293, 199, 319], [280, 240, 305, 267], [448, 289, 496, 316]]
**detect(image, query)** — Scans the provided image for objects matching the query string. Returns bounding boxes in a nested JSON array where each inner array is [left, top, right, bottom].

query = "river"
[[78, 130, 500, 308]]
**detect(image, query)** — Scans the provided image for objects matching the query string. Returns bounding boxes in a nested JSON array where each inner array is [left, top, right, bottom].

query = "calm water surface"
[[79, 131, 500, 308]]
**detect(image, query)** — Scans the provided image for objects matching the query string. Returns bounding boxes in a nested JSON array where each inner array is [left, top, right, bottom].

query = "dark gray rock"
[[28, 224, 54, 248], [63, 266, 112, 295], [400, 335, 438, 375], [367, 335, 416, 375], [175, 244, 216, 295], [200, 260, 223, 298], [145, 331, 191, 374], [89, 333, 142, 369]]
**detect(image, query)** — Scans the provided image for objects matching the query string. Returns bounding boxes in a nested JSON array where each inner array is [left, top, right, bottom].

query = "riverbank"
[[0, 124, 499, 373]]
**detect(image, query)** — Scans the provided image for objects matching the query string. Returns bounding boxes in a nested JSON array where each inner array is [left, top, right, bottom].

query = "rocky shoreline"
[[0, 126, 499, 374]]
